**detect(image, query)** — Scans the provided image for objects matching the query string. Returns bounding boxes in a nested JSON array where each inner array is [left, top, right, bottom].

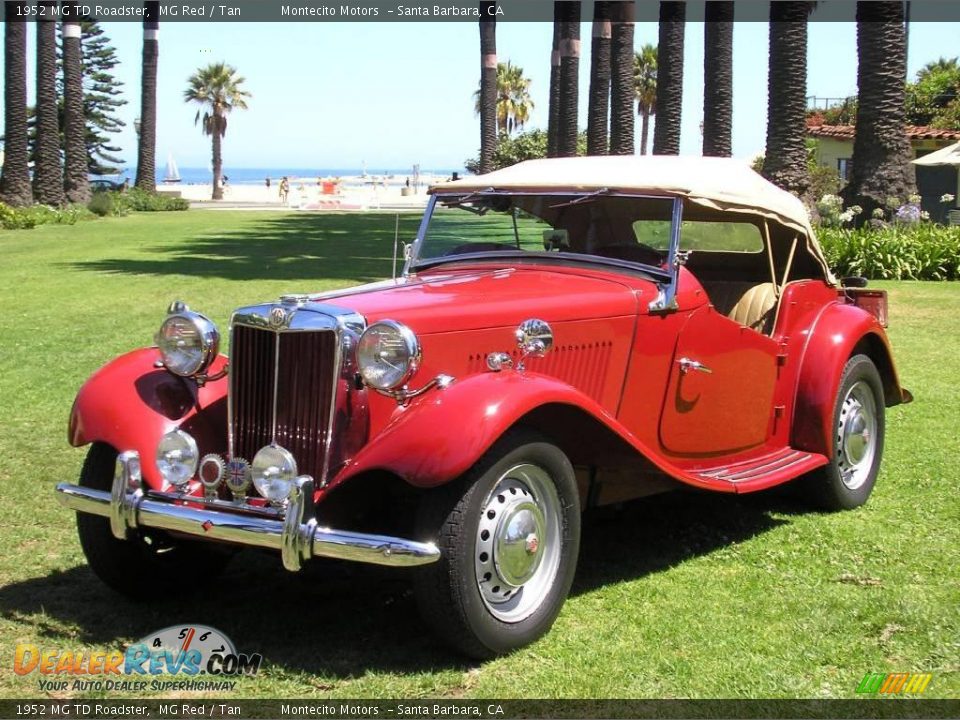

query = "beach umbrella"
[[911, 141, 960, 167]]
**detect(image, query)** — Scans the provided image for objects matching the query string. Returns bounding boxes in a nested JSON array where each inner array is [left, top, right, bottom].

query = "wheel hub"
[[837, 380, 878, 490], [474, 464, 562, 623]]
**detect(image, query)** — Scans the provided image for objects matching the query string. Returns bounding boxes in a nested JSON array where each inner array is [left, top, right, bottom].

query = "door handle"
[[678, 357, 712, 375]]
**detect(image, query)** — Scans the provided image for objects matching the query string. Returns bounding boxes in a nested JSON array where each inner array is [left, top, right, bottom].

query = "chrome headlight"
[[357, 320, 420, 390], [156, 301, 219, 377], [252, 444, 298, 504], [156, 429, 199, 489]]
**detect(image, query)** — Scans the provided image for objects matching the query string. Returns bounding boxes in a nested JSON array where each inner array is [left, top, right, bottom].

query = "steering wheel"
[[441, 242, 517, 257], [592, 243, 665, 266]]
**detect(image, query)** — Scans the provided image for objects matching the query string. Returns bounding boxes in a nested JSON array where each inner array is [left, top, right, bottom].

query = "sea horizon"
[[95, 166, 464, 186]]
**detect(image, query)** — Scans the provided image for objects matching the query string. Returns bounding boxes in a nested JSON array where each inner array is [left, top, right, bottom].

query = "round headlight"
[[252, 444, 298, 504], [156, 429, 198, 489], [357, 320, 420, 390], [156, 308, 219, 377]]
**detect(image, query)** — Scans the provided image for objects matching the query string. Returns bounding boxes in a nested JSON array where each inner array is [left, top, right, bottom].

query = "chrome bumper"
[[54, 450, 440, 571]]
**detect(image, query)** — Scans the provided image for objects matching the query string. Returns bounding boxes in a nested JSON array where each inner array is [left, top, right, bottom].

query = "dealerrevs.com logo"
[[856, 672, 933, 695], [14, 624, 262, 693]]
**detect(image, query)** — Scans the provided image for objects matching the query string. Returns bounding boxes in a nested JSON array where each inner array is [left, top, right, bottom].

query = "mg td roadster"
[[57, 157, 911, 658]]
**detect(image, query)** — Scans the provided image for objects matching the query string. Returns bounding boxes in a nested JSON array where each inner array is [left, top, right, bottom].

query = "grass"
[[0, 211, 957, 701]]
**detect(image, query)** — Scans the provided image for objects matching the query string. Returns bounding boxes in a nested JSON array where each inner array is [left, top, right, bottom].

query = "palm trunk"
[[640, 109, 650, 155], [557, 1, 581, 157], [586, 1, 611, 155], [135, 1, 159, 192], [702, 1, 733, 157], [842, 1, 916, 218], [1, 1, 32, 207], [653, 1, 685, 155], [547, 7, 561, 157], [608, 0, 635, 155], [211, 115, 223, 201], [62, 19, 90, 204], [762, 2, 812, 196], [34, 3, 64, 206], [478, 0, 497, 173]]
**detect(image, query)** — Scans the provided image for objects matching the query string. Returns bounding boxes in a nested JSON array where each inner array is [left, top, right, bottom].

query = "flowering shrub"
[[819, 224, 960, 280], [0, 203, 95, 230]]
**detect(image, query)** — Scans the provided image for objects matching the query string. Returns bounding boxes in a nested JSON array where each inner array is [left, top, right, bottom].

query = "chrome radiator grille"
[[230, 324, 338, 483]]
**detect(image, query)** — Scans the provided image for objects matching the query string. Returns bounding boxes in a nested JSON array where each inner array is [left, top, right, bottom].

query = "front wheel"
[[76, 442, 233, 599], [413, 429, 580, 659], [803, 354, 886, 510]]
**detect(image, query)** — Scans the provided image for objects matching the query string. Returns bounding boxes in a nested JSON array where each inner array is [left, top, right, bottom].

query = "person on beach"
[[279, 176, 289, 204], [265, 177, 271, 188]]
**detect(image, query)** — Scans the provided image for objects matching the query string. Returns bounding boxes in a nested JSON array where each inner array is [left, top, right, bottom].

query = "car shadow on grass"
[[65, 213, 423, 284], [0, 490, 791, 677]]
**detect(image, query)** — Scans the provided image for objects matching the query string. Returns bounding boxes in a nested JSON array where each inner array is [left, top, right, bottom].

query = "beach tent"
[[912, 141, 960, 223]]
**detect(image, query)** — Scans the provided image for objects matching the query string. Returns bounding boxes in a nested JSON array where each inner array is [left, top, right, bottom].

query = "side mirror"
[[842, 276, 868, 288]]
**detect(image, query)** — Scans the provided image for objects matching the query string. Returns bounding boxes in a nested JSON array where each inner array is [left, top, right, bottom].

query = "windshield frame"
[[405, 191, 683, 297]]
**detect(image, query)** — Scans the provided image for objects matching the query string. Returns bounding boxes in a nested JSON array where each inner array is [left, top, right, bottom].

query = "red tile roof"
[[806, 123, 960, 141]]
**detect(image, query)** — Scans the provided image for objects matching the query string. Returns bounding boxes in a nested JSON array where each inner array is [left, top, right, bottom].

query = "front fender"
[[331, 371, 733, 492], [68, 348, 229, 489], [792, 302, 908, 456]]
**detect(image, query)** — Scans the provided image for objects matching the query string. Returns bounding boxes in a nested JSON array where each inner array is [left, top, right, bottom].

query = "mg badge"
[[225, 457, 251, 500], [269, 307, 288, 328]]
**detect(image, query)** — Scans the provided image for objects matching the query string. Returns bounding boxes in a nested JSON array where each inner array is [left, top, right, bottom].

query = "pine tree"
[[57, 19, 127, 175]]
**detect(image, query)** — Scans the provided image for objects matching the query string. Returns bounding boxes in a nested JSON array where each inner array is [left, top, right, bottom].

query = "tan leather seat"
[[701, 281, 778, 334]]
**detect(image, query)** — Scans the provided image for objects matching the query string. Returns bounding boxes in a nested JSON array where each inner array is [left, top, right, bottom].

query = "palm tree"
[[184, 62, 251, 201], [557, 1, 582, 157], [609, 0, 636, 156], [0, 1, 32, 207], [652, 1, 685, 155], [586, 1, 611, 155], [762, 2, 813, 196], [842, 2, 916, 216], [34, 4, 64, 206], [547, 5, 561, 157], [916, 56, 959, 81], [62, 18, 90, 204], [702, 1, 733, 157], [634, 44, 657, 156], [473, 61, 535, 136], [478, 1, 497, 173], [135, 1, 160, 192]]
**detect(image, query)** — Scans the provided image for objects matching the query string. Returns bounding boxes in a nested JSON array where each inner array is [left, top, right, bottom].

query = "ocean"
[[150, 167, 461, 186]]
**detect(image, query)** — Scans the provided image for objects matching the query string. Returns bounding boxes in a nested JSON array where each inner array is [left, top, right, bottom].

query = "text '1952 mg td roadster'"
[[56, 156, 911, 658]]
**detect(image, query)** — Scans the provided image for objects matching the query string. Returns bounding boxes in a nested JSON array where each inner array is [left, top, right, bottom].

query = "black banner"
[[2, 0, 960, 23], [1, 699, 960, 720]]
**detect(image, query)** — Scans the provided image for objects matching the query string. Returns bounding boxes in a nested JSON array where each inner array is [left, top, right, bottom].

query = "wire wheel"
[[473, 463, 562, 623]]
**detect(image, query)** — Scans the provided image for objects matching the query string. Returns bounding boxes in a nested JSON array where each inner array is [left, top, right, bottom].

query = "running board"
[[692, 447, 829, 493]]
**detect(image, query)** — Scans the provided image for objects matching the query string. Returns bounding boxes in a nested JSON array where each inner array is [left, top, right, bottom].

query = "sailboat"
[[163, 152, 181, 184]]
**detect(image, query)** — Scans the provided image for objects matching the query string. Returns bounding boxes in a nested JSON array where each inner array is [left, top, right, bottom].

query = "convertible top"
[[432, 156, 834, 283]]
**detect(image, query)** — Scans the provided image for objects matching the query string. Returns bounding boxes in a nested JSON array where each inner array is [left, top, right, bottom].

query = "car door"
[[658, 305, 779, 456]]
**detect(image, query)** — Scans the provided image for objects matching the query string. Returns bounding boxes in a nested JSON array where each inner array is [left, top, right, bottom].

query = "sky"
[[0, 12, 958, 174]]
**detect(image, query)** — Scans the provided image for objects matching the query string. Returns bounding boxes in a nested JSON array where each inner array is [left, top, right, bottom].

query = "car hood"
[[311, 266, 642, 333]]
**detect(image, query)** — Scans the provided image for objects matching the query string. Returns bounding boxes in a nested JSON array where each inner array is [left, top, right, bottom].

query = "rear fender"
[[331, 371, 729, 492], [792, 302, 908, 456], [68, 348, 229, 489]]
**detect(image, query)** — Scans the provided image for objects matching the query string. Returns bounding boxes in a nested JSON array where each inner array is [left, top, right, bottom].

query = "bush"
[[0, 202, 95, 230], [88, 191, 123, 217], [819, 224, 960, 280], [121, 187, 189, 212]]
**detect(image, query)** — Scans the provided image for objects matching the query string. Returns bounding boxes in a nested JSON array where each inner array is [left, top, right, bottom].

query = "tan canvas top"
[[432, 156, 834, 282]]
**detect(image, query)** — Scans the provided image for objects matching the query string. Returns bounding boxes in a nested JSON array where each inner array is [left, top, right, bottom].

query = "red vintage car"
[[57, 156, 911, 659]]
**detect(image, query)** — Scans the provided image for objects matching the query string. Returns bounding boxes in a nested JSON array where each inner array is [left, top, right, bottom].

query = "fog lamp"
[[156, 429, 199, 489], [252, 444, 298, 504]]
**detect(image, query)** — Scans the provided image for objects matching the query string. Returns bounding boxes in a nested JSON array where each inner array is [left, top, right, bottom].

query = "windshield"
[[410, 192, 678, 274]]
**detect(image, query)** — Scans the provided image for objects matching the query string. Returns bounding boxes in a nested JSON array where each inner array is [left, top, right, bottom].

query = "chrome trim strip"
[[55, 452, 439, 569], [270, 332, 280, 442]]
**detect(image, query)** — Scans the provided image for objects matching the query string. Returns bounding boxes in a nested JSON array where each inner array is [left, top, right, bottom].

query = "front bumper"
[[54, 450, 440, 571]]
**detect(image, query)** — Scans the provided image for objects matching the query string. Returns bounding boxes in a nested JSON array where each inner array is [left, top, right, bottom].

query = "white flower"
[[941, 193, 956, 204], [885, 196, 901, 209], [839, 210, 854, 223], [920, 210, 930, 221], [872, 208, 885, 219], [848, 205, 863, 216], [908, 194, 922, 205]]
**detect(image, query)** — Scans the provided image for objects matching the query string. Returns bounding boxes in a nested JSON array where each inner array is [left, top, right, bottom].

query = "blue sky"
[[1, 17, 958, 173]]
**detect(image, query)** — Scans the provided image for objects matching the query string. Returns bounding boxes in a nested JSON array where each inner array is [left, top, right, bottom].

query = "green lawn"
[[0, 211, 957, 700]]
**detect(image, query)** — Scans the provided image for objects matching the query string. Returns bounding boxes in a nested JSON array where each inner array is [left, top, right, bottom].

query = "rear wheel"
[[414, 429, 580, 659], [804, 354, 885, 510], [76, 442, 232, 599]]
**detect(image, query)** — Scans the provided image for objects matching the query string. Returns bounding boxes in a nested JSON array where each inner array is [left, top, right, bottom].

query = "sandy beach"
[[163, 174, 444, 211]]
